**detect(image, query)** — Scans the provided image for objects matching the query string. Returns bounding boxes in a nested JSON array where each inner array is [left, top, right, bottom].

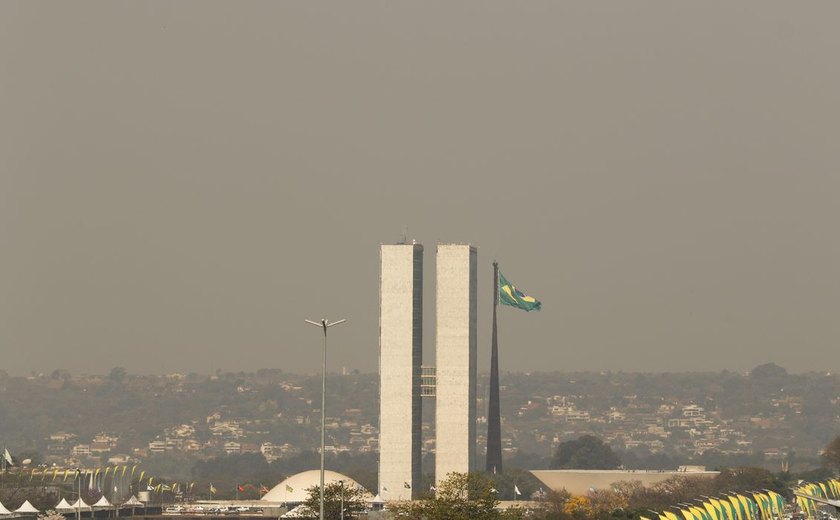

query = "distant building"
[[148, 440, 166, 454], [531, 469, 718, 495], [260, 442, 279, 462], [241, 443, 260, 454], [47, 432, 77, 454], [107, 454, 131, 465], [224, 441, 241, 455], [71, 444, 91, 456], [682, 405, 705, 418]]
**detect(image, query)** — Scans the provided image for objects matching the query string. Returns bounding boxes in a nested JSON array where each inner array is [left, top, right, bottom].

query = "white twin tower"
[[378, 242, 477, 501]]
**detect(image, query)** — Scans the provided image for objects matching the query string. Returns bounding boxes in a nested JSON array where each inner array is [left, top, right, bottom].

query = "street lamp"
[[76, 469, 82, 520], [305, 318, 346, 520]]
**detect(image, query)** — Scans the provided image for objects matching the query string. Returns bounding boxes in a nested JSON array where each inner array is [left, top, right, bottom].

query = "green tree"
[[392, 472, 524, 520], [711, 467, 785, 495], [551, 435, 621, 470], [108, 367, 128, 383], [17, 450, 43, 467], [301, 481, 367, 520], [749, 363, 787, 379], [822, 434, 840, 471], [542, 489, 572, 519]]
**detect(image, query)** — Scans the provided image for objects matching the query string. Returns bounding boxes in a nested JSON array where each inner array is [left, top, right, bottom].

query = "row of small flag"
[[793, 479, 840, 518], [210, 483, 271, 496], [640, 491, 787, 520], [381, 482, 414, 493]]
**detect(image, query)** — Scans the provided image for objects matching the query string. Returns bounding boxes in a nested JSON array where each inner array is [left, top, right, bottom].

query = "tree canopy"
[[390, 472, 524, 520], [822, 434, 840, 471], [550, 435, 621, 470], [301, 481, 367, 520]]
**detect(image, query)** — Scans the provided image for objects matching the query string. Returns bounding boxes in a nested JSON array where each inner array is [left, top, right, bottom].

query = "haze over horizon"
[[2, 2, 838, 376], [6, 362, 821, 379]]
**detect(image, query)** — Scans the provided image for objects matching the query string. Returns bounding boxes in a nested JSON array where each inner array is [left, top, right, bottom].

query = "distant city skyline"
[[2, 2, 838, 376]]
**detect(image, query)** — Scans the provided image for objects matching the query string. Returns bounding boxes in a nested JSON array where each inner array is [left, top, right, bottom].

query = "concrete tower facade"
[[435, 244, 478, 485], [379, 243, 423, 501]]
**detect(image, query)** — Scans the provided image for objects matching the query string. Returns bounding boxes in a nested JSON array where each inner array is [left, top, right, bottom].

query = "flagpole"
[[486, 262, 503, 474]]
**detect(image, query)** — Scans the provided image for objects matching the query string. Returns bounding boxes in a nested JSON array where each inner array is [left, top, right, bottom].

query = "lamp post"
[[305, 318, 346, 520], [76, 469, 82, 520]]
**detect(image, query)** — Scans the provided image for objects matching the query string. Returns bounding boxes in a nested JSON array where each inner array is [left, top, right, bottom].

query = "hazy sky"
[[2, 2, 838, 376]]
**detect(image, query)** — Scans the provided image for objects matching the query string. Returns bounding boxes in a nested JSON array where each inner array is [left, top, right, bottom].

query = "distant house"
[[90, 440, 112, 454], [108, 454, 131, 465], [72, 444, 91, 456], [240, 443, 260, 454], [148, 440, 166, 454], [682, 405, 705, 418]]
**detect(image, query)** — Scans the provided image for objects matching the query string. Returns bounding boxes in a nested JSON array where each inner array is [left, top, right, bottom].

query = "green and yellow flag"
[[767, 490, 785, 518], [710, 498, 726, 520], [498, 271, 541, 312], [704, 501, 719, 520], [693, 506, 710, 520]]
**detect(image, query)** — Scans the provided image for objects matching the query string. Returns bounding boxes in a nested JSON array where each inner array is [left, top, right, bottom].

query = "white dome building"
[[262, 470, 372, 504]]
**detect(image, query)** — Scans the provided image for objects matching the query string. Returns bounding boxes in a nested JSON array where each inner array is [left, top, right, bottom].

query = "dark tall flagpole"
[[486, 262, 503, 474]]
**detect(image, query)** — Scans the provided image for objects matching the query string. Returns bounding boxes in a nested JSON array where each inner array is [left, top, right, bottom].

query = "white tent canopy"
[[55, 499, 74, 512], [15, 500, 39, 514], [92, 496, 112, 508], [70, 498, 91, 510], [123, 496, 143, 507], [0, 501, 13, 515]]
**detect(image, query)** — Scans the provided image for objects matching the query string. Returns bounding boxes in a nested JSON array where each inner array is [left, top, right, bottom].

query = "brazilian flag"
[[498, 272, 541, 311]]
